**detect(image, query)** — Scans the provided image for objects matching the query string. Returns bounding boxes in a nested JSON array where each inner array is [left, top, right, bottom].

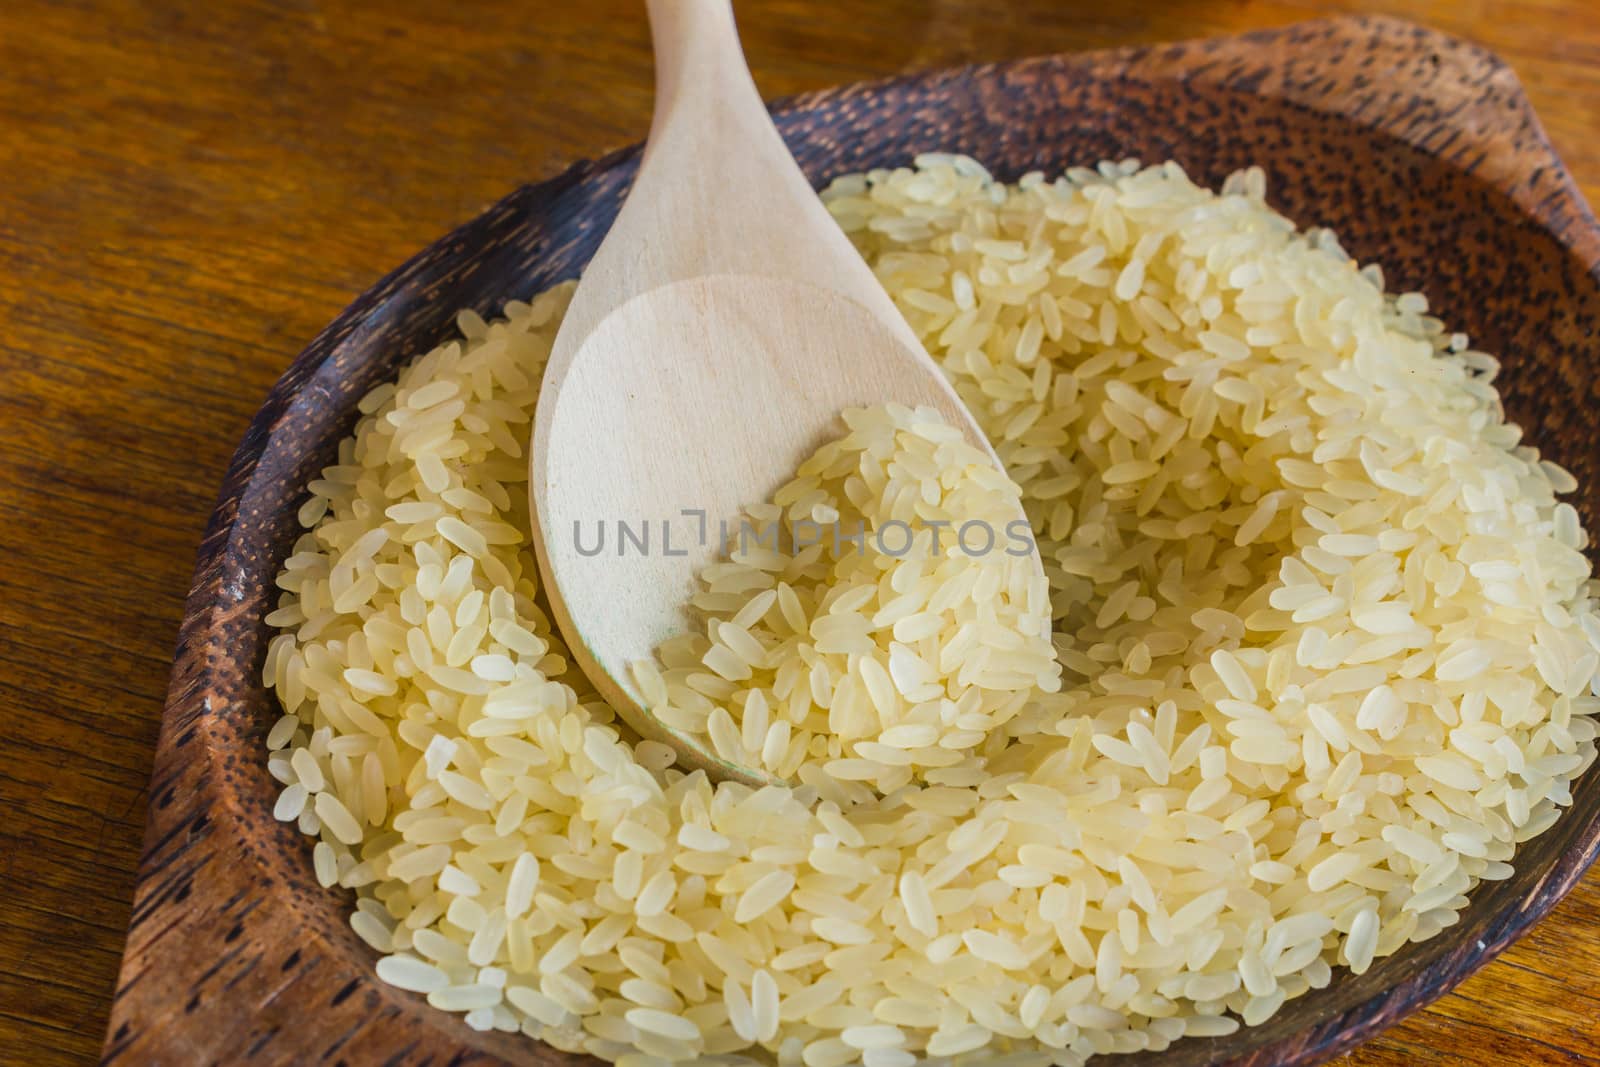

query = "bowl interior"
[[184, 35, 1600, 1067]]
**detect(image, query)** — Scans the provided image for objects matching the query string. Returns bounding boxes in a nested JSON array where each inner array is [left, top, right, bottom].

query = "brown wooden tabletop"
[[1, 1, 1597, 1064]]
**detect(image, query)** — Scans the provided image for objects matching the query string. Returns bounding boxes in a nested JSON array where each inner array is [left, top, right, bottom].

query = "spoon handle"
[[636, 0, 811, 222], [627, 0, 923, 345], [643, 0, 764, 144]]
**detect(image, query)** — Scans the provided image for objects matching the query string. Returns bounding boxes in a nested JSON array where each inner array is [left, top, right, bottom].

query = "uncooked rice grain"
[[266, 154, 1600, 1065]]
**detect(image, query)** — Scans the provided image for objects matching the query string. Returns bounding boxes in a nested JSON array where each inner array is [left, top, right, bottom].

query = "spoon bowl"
[[533, 276, 983, 784]]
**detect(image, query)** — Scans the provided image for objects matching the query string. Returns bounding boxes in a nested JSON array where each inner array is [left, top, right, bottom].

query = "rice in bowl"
[[262, 155, 1600, 1065]]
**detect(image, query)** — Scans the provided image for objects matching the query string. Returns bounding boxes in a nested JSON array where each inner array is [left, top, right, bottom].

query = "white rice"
[[650, 402, 1060, 794], [264, 155, 1600, 1065]]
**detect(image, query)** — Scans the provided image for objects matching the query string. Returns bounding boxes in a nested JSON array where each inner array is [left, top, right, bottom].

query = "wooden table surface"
[[2, 1, 1597, 1064]]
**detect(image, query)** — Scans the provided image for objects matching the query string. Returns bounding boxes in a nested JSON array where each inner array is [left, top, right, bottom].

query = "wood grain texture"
[[0, 2, 1595, 1066]]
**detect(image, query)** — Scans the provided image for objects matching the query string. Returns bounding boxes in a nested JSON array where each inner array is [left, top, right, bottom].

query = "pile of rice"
[[639, 402, 1062, 796], [264, 155, 1600, 1066]]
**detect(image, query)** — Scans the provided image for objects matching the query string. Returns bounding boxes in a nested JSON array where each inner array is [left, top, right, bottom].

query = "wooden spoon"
[[530, 0, 1026, 785]]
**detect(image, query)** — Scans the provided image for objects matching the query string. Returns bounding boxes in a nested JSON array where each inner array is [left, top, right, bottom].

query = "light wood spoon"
[[530, 0, 1030, 785]]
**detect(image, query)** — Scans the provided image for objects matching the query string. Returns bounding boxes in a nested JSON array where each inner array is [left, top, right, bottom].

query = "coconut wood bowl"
[[106, 15, 1600, 1066]]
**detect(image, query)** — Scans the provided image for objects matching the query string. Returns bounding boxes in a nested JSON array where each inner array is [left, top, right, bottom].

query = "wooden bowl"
[[107, 15, 1600, 1066]]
